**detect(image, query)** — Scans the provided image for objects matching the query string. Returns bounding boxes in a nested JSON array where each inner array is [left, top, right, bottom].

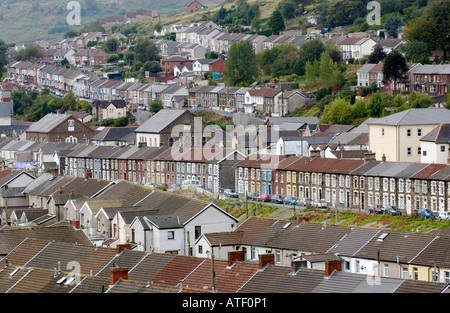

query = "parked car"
[[224, 189, 239, 198], [368, 205, 383, 214], [388, 206, 402, 216], [168, 183, 180, 189], [270, 195, 284, 204], [283, 196, 298, 205], [302, 198, 313, 206], [257, 194, 271, 202], [417, 208, 435, 219], [438, 211, 449, 221], [246, 192, 259, 201], [313, 199, 327, 209]]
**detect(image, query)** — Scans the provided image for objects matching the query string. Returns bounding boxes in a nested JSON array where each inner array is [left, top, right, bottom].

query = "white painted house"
[[420, 123, 450, 164], [130, 215, 184, 253], [337, 37, 377, 60], [127, 190, 239, 256], [276, 136, 310, 156]]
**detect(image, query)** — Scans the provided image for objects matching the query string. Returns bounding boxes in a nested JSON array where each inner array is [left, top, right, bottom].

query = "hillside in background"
[[0, 0, 223, 44]]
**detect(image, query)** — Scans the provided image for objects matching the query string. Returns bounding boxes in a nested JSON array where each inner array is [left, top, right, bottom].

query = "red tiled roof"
[[297, 157, 364, 174], [410, 163, 447, 179], [182, 259, 260, 293]]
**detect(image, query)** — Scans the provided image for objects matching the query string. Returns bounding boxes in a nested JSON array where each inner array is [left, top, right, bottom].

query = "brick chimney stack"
[[116, 243, 132, 254], [227, 250, 244, 266], [325, 260, 342, 277], [258, 253, 275, 269], [110, 267, 129, 285]]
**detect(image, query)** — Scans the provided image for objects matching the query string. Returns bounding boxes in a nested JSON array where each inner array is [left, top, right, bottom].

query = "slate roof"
[[353, 230, 439, 264], [26, 113, 86, 133], [265, 222, 351, 253], [134, 189, 235, 225], [1, 237, 448, 293], [366, 108, 450, 126], [327, 227, 382, 256], [237, 266, 325, 293], [145, 215, 182, 229], [93, 181, 153, 206], [0, 226, 92, 255], [420, 123, 450, 144]]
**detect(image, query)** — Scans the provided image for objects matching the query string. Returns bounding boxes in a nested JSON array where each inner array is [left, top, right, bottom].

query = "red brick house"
[[187, 1, 205, 11], [73, 49, 109, 66], [412, 64, 450, 95], [161, 56, 193, 76], [209, 59, 226, 76]]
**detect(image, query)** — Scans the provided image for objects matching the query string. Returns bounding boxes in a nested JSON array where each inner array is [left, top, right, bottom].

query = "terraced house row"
[[199, 217, 450, 285], [61, 144, 244, 194], [0, 237, 448, 293], [235, 153, 450, 215]]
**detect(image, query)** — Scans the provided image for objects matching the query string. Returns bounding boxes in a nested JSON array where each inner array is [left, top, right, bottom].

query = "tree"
[[13, 44, 43, 61], [134, 38, 159, 63], [150, 99, 163, 114], [250, 17, 261, 32], [445, 94, 450, 110], [205, 51, 219, 59], [383, 15, 403, 38], [61, 58, 70, 68], [268, 10, 285, 35], [407, 91, 434, 108], [103, 38, 120, 53], [402, 41, 431, 63], [383, 50, 408, 95], [300, 39, 325, 63], [141, 60, 161, 74], [320, 97, 353, 124], [367, 90, 384, 117], [224, 40, 257, 86], [0, 40, 8, 78], [64, 30, 79, 38], [280, 1, 297, 20], [368, 45, 387, 63], [403, 0, 449, 61]]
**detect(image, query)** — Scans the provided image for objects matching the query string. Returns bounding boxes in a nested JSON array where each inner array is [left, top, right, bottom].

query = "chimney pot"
[[382, 154, 386, 162]]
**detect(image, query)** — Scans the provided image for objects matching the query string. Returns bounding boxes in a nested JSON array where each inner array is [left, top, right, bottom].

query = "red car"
[[257, 194, 271, 202]]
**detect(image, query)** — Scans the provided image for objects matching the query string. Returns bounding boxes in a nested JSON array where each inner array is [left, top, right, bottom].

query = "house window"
[[413, 267, 418, 280], [275, 250, 281, 264], [194, 226, 201, 239], [131, 229, 135, 243], [402, 267, 409, 279], [381, 128, 384, 136], [198, 245, 203, 254], [441, 145, 446, 152], [168, 231, 175, 240], [344, 261, 350, 271], [417, 129, 422, 137], [407, 129, 411, 137], [383, 264, 389, 277], [407, 147, 412, 155]]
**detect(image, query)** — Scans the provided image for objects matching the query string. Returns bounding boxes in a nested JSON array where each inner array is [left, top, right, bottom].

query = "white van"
[[182, 179, 202, 187]]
